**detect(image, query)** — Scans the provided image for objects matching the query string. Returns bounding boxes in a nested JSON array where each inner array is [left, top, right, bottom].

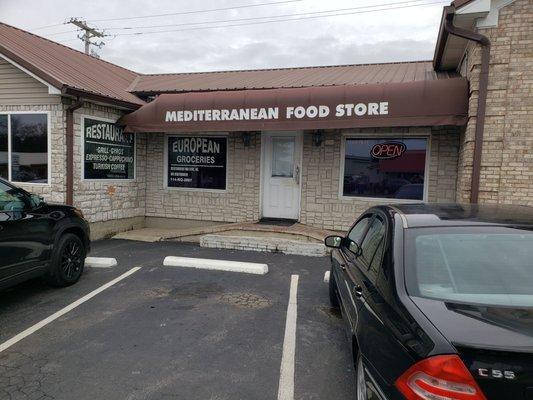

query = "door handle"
[[340, 263, 346, 271], [353, 285, 363, 298], [294, 165, 300, 185]]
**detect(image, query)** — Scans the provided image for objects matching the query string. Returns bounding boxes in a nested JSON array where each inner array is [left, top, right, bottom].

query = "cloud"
[[0, 0, 445, 73]]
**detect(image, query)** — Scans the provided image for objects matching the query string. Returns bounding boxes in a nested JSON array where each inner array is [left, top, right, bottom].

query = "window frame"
[[338, 133, 431, 202], [163, 132, 229, 193], [0, 111, 51, 186], [80, 115, 137, 182]]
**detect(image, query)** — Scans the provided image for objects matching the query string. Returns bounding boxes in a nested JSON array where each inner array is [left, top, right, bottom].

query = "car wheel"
[[46, 233, 86, 287], [329, 267, 340, 308], [355, 353, 367, 400]]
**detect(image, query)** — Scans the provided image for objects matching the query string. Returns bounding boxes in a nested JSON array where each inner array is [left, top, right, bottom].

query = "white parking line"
[[0, 267, 141, 354], [163, 256, 268, 275], [277, 274, 299, 400], [85, 257, 117, 268]]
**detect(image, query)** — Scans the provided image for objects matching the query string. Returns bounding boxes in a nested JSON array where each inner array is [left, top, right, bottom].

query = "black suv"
[[326, 203, 533, 400], [0, 178, 90, 289]]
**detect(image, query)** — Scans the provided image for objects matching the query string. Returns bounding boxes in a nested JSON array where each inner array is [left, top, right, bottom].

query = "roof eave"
[[433, 6, 457, 71], [0, 45, 64, 91], [63, 87, 144, 110]]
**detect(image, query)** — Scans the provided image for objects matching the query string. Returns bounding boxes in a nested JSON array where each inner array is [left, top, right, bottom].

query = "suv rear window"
[[405, 226, 533, 307]]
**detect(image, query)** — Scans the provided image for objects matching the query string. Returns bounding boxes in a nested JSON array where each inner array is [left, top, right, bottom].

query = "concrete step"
[[200, 234, 328, 257]]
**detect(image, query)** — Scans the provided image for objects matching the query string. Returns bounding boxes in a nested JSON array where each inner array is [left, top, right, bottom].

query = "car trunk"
[[455, 346, 533, 400], [410, 297, 533, 399]]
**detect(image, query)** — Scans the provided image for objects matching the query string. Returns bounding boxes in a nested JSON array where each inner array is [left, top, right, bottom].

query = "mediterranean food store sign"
[[83, 118, 135, 180], [165, 102, 389, 124], [119, 80, 469, 133]]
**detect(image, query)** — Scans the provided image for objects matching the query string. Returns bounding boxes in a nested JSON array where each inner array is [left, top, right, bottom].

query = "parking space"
[[0, 240, 355, 400]]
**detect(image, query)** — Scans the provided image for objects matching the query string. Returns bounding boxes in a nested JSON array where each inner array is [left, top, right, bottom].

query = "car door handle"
[[353, 285, 363, 298], [340, 263, 346, 271]]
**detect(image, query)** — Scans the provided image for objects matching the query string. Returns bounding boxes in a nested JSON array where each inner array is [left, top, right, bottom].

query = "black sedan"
[[326, 203, 533, 400], [0, 178, 90, 290]]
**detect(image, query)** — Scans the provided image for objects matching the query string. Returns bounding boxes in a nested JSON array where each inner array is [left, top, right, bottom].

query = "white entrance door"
[[261, 132, 302, 220]]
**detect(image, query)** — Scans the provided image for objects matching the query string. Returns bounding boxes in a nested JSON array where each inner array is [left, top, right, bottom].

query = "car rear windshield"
[[405, 226, 533, 307]]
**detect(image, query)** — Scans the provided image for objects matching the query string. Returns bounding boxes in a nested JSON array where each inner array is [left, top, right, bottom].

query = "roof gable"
[[0, 22, 144, 108]]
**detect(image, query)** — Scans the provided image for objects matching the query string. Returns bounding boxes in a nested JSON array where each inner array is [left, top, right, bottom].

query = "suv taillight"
[[395, 355, 487, 400]]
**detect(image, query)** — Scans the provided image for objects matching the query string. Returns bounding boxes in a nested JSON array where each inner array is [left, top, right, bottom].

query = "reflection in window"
[[10, 114, 48, 183], [343, 138, 427, 200], [272, 138, 294, 177], [0, 115, 7, 179]]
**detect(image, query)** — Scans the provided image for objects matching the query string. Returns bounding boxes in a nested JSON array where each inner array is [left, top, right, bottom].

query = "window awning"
[[119, 78, 468, 133]]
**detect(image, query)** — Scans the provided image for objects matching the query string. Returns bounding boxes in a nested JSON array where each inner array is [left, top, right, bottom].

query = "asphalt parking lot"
[[0, 240, 355, 400]]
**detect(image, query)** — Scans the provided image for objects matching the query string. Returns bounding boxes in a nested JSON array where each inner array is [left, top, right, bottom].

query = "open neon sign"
[[370, 141, 406, 160]]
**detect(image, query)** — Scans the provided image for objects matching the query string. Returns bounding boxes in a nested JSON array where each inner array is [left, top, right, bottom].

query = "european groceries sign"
[[83, 118, 135, 180], [164, 102, 389, 123], [167, 136, 227, 190]]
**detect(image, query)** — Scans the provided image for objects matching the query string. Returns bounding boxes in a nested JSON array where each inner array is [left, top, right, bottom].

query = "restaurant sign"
[[83, 117, 135, 180], [167, 136, 227, 190]]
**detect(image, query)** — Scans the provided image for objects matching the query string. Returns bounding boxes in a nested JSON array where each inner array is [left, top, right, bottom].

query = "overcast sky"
[[0, 0, 448, 73]]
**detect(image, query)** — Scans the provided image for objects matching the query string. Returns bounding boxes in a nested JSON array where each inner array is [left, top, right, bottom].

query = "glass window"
[[167, 136, 227, 190], [0, 115, 7, 179], [360, 216, 386, 267], [271, 138, 294, 177], [343, 138, 427, 200], [0, 180, 27, 211], [347, 215, 371, 244], [10, 114, 48, 183], [406, 227, 533, 307]]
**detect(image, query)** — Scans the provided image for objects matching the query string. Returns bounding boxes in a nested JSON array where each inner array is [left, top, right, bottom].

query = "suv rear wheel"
[[46, 233, 86, 287]]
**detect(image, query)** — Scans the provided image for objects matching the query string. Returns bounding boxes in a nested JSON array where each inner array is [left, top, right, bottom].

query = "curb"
[[163, 256, 268, 275]]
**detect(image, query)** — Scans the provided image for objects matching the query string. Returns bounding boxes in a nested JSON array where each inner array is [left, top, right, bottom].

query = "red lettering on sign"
[[370, 141, 406, 160]]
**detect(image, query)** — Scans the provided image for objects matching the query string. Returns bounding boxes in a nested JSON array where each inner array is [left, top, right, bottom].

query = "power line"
[[88, 0, 304, 23], [101, 0, 435, 31], [30, 22, 66, 31], [111, 1, 448, 37]]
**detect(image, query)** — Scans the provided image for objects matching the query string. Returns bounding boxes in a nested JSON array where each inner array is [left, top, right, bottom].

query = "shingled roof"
[[0, 22, 144, 109]]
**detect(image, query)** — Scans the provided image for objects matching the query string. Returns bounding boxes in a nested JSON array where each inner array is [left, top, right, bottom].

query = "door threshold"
[[257, 218, 297, 227]]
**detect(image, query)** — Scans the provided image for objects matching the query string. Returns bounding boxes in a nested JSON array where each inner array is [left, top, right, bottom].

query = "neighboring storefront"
[[0, 0, 530, 238]]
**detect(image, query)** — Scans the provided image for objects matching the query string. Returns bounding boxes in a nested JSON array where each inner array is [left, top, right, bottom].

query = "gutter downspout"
[[66, 98, 84, 206], [444, 10, 490, 204]]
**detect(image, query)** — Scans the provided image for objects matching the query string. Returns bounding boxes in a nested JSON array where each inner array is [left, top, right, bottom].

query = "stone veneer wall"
[[299, 127, 460, 231], [144, 132, 261, 223], [456, 0, 532, 205], [143, 128, 459, 232]]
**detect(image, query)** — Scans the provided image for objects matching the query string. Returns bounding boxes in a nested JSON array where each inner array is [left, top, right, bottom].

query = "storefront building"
[[0, 0, 530, 238]]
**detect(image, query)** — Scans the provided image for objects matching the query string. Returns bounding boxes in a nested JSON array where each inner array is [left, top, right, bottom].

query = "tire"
[[355, 353, 367, 400], [329, 267, 340, 308], [46, 233, 86, 287]]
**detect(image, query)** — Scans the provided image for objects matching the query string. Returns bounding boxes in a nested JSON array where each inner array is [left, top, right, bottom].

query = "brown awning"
[[120, 78, 468, 133]]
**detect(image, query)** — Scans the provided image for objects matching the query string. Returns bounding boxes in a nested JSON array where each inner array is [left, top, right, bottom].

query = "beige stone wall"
[[145, 132, 261, 223], [72, 101, 146, 224], [144, 128, 459, 231], [300, 128, 460, 231], [456, 0, 532, 205]]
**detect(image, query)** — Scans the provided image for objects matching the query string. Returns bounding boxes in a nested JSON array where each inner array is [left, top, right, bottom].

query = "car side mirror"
[[325, 235, 343, 248]]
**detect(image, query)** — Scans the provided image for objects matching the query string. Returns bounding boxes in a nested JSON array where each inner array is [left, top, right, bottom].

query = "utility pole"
[[68, 18, 106, 55]]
